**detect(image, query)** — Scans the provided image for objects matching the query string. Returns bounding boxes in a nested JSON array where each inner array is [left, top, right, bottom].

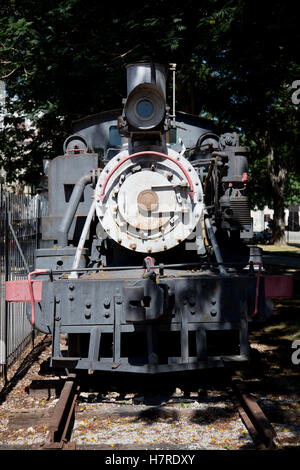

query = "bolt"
[[68, 284, 75, 291], [210, 309, 217, 317], [132, 165, 141, 173]]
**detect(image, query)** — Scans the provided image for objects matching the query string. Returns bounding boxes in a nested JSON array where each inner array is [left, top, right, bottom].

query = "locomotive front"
[[94, 64, 204, 256], [7, 62, 292, 374]]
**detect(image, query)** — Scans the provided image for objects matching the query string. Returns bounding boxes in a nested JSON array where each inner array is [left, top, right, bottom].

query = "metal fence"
[[0, 189, 48, 382], [286, 231, 300, 244]]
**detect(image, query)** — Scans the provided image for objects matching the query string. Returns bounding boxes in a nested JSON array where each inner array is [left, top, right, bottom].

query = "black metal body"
[[30, 62, 273, 374], [34, 267, 270, 373]]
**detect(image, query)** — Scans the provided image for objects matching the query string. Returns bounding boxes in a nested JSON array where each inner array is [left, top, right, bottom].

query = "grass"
[[258, 243, 300, 255], [263, 298, 300, 340]]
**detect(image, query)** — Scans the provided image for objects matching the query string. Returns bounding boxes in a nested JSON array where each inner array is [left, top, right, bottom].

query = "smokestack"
[[126, 62, 167, 98]]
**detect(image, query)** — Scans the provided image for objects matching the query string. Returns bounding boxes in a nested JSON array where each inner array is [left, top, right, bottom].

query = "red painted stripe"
[[98, 151, 195, 201], [6, 280, 43, 302], [264, 275, 293, 299]]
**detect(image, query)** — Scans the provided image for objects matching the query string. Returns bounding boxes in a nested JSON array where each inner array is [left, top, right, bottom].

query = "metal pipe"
[[69, 198, 96, 279], [203, 159, 216, 199], [26, 257, 258, 278], [7, 211, 30, 274], [251, 262, 262, 317], [204, 210, 228, 276], [57, 173, 92, 246], [28, 269, 48, 328], [169, 63, 176, 124]]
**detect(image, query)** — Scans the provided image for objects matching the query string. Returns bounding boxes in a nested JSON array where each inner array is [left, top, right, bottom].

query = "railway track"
[[25, 370, 277, 451], [37, 374, 80, 450], [227, 375, 276, 449], [0, 334, 292, 451]]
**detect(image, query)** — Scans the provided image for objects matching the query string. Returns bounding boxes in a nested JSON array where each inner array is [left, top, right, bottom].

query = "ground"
[[0, 244, 299, 450]]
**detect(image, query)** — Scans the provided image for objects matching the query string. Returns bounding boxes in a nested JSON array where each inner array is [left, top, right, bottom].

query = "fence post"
[[0, 187, 3, 382], [0, 194, 8, 385]]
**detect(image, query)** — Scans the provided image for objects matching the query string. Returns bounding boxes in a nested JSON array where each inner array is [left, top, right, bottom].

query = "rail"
[[39, 374, 80, 450], [30, 370, 278, 450], [228, 374, 277, 449]]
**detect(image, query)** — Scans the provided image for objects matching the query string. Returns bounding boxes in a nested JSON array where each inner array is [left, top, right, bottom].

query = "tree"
[[187, 0, 300, 245], [0, 0, 299, 245], [0, 0, 197, 181]]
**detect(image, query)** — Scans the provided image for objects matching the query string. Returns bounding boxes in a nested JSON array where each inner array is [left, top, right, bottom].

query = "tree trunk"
[[267, 147, 287, 246], [271, 188, 287, 245]]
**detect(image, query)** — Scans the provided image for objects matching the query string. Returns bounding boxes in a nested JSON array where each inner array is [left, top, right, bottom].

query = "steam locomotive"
[[7, 62, 293, 374]]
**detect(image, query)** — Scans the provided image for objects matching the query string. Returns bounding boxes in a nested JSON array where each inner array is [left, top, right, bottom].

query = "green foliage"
[[192, 0, 300, 219], [285, 172, 300, 206], [0, 0, 299, 221]]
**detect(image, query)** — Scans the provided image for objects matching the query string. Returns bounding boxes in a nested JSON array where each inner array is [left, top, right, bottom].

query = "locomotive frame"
[[6, 61, 293, 375]]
